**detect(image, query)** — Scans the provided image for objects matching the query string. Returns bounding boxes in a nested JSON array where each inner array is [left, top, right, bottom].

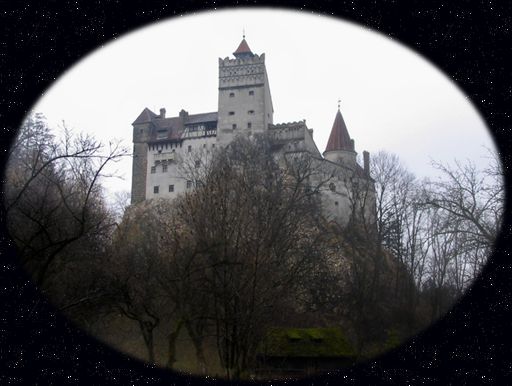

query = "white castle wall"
[[145, 136, 217, 200], [132, 42, 376, 229], [217, 54, 273, 146]]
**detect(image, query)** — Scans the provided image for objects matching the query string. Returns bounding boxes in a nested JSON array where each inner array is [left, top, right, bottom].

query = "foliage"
[[259, 327, 356, 358], [4, 115, 503, 378]]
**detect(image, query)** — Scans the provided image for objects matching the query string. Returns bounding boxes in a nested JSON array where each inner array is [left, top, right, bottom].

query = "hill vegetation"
[[3, 114, 503, 379]]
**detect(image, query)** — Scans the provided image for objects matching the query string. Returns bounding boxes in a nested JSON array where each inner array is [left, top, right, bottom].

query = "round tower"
[[323, 107, 357, 166]]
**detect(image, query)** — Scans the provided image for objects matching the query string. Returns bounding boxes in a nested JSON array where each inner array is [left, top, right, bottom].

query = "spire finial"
[[243, 28, 245, 39], [337, 98, 341, 110]]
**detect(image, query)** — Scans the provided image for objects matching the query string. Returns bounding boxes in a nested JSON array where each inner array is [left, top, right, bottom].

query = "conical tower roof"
[[233, 37, 254, 58], [324, 108, 353, 153]]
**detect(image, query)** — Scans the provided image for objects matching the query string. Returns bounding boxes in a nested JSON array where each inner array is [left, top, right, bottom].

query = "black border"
[[1, 1, 511, 385]]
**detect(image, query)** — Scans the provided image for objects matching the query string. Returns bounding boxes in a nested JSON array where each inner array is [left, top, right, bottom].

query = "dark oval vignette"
[[3, 8, 505, 382]]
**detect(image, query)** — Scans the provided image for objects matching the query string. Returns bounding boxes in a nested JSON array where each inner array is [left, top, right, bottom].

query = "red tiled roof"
[[233, 38, 253, 56], [324, 109, 353, 153]]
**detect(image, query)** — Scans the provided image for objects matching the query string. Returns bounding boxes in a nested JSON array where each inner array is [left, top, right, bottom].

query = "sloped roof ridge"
[[133, 107, 158, 125]]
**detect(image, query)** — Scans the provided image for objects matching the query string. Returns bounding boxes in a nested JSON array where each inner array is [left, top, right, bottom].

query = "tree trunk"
[[185, 321, 208, 375], [140, 321, 155, 363], [167, 320, 184, 368]]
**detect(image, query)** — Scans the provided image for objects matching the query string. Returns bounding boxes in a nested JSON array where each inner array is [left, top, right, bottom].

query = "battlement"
[[218, 53, 265, 67], [269, 120, 307, 129], [268, 121, 308, 141]]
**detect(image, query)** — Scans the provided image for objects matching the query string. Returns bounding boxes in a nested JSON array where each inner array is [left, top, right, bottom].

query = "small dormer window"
[[156, 130, 167, 140], [229, 111, 235, 116], [229, 92, 235, 97], [329, 182, 336, 192], [249, 90, 254, 96]]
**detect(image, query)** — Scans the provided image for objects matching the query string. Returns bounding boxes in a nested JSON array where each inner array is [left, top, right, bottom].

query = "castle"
[[131, 37, 375, 227]]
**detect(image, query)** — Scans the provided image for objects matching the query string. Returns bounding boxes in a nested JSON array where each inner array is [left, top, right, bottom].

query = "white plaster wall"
[[145, 136, 217, 199], [217, 55, 273, 146], [324, 150, 358, 167]]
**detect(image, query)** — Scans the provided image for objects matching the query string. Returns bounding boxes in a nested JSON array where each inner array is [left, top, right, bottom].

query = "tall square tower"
[[216, 38, 274, 145]]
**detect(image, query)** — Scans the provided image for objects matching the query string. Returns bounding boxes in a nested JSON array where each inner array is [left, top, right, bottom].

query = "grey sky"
[[32, 8, 495, 200]]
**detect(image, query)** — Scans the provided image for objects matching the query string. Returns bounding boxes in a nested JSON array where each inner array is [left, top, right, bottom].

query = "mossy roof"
[[258, 327, 356, 358]]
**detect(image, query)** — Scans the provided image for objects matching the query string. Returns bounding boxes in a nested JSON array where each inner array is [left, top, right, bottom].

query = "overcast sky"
[[32, 8, 496, 200]]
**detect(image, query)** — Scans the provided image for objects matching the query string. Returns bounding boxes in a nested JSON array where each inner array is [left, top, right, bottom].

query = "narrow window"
[[229, 92, 235, 97], [248, 110, 254, 115], [203, 143, 206, 148], [162, 164, 168, 172], [212, 144, 216, 148], [150, 166, 156, 174], [186, 180, 192, 189], [154, 186, 159, 194], [247, 122, 252, 129], [335, 201, 339, 206], [195, 160, 200, 168], [249, 90, 254, 96], [169, 184, 174, 192], [232, 124, 237, 130], [329, 182, 336, 192], [229, 111, 235, 116], [188, 145, 192, 153]]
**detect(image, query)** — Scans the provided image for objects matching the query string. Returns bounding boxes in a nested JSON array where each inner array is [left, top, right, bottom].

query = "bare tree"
[[103, 200, 171, 363], [172, 135, 327, 379], [4, 113, 128, 290], [424, 152, 503, 252]]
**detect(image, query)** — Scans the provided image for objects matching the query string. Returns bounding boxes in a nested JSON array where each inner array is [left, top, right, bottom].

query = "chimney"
[[160, 108, 166, 118], [363, 150, 370, 176], [178, 109, 188, 129]]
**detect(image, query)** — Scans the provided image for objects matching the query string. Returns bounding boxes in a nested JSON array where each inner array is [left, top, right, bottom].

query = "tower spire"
[[233, 34, 254, 59], [324, 107, 354, 154]]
